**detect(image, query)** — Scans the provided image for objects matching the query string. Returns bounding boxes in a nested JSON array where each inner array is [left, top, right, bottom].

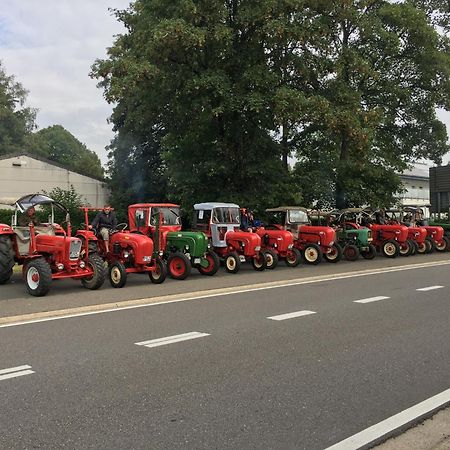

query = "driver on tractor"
[[90, 204, 117, 253], [19, 206, 41, 226]]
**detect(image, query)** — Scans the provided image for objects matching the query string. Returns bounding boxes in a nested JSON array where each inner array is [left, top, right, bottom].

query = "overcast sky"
[[0, 0, 130, 165], [1, 0, 449, 167]]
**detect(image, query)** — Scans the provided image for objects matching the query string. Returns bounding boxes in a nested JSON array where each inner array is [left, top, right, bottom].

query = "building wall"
[[398, 176, 430, 206], [430, 165, 450, 213], [0, 154, 109, 207]]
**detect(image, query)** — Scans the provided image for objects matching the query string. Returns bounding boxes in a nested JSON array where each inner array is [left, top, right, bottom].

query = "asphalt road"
[[1, 257, 450, 449]]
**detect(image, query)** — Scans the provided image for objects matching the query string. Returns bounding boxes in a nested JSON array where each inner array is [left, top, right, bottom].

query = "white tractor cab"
[[192, 202, 266, 273]]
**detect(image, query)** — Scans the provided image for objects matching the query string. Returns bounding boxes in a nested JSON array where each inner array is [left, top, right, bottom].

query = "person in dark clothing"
[[90, 205, 117, 252], [19, 206, 41, 226]]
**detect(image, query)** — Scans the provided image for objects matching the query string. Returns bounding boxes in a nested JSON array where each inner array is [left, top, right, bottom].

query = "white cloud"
[[0, 0, 130, 164]]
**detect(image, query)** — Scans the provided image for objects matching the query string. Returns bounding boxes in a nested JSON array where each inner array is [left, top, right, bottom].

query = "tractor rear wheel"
[[198, 251, 220, 276], [302, 244, 322, 265], [324, 243, 342, 263], [25, 258, 52, 297], [225, 252, 241, 274], [167, 251, 191, 280], [361, 244, 376, 260], [382, 240, 400, 258], [149, 258, 167, 284], [109, 260, 127, 288], [343, 244, 359, 261], [252, 252, 267, 271], [425, 237, 435, 254], [0, 236, 15, 285], [264, 249, 278, 270], [435, 237, 449, 252], [81, 254, 106, 290], [285, 248, 301, 267]]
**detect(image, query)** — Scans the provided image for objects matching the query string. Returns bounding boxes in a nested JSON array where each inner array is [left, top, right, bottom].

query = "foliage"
[[26, 125, 104, 179], [0, 61, 36, 155]]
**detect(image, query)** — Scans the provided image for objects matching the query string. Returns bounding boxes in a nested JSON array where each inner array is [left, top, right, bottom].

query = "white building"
[[398, 165, 429, 206], [0, 153, 109, 207]]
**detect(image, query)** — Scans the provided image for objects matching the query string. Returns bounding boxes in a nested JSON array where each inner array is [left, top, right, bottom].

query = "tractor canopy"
[[266, 207, 309, 226], [14, 194, 67, 214]]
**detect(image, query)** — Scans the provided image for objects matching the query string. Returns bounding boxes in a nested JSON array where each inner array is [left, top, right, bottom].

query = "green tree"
[[0, 61, 36, 155], [27, 125, 104, 179]]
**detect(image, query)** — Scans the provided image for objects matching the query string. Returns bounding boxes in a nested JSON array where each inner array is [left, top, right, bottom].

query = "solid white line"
[[135, 332, 210, 348], [0, 364, 32, 375], [2, 259, 450, 329], [0, 370, 34, 382], [416, 285, 444, 291], [325, 388, 450, 450], [354, 296, 390, 304], [267, 310, 316, 321]]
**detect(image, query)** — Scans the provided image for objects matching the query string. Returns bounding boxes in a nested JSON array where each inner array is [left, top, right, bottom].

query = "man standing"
[[90, 205, 117, 253]]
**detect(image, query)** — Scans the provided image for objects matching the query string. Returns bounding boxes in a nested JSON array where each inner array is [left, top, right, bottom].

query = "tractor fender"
[[76, 229, 98, 241], [0, 224, 14, 235]]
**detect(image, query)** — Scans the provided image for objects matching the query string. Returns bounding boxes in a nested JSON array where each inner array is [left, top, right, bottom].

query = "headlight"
[[329, 241, 334, 246], [79, 261, 86, 269], [288, 243, 293, 249], [123, 251, 129, 258], [57, 263, 64, 271], [142, 256, 152, 262], [255, 246, 261, 251], [273, 243, 278, 248], [159, 250, 164, 256]]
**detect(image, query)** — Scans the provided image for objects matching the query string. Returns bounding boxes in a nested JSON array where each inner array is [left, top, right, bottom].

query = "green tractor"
[[128, 203, 219, 279], [327, 209, 376, 261]]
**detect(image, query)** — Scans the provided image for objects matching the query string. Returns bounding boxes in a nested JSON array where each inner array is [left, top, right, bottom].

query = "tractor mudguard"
[[0, 224, 14, 235]]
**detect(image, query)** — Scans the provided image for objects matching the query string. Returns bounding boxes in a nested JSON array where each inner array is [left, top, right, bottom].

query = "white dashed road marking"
[[326, 388, 450, 450], [267, 310, 316, 321], [135, 332, 210, 348], [354, 296, 390, 304], [0, 365, 34, 382], [416, 285, 444, 291]]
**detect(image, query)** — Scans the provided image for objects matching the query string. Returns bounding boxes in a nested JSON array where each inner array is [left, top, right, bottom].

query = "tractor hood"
[[423, 225, 444, 241], [370, 224, 409, 242], [110, 231, 154, 261], [165, 231, 208, 257], [407, 226, 427, 243], [299, 225, 336, 247], [256, 228, 294, 251]]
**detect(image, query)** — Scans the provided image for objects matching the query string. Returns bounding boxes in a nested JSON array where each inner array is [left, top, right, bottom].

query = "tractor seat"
[[14, 227, 31, 255], [34, 225, 55, 236]]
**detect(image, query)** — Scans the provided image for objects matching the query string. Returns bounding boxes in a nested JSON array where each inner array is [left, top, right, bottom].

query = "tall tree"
[[0, 61, 36, 155]]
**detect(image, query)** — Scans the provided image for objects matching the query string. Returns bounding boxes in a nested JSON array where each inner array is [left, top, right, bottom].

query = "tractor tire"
[[225, 252, 241, 274], [198, 251, 220, 276], [167, 251, 191, 280], [361, 244, 377, 260], [252, 252, 267, 271], [302, 244, 322, 265], [408, 239, 419, 256], [0, 235, 15, 285], [108, 260, 127, 288], [343, 244, 359, 261], [417, 241, 427, 254], [425, 237, 435, 254], [149, 258, 167, 284], [25, 258, 52, 297], [435, 237, 449, 252], [81, 254, 106, 290], [324, 243, 342, 263], [285, 248, 301, 267], [264, 249, 279, 270], [399, 241, 412, 257], [382, 240, 400, 258]]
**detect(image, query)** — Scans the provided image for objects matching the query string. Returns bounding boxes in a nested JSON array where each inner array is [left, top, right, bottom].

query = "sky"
[[0, 1, 449, 168], [0, 0, 130, 165]]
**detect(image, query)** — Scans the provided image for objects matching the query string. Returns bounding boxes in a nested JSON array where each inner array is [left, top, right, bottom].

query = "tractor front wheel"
[[417, 242, 427, 254], [252, 252, 267, 271], [25, 258, 52, 297], [303, 244, 322, 265], [399, 241, 412, 257], [167, 252, 191, 280], [225, 252, 241, 274], [343, 244, 359, 261], [285, 248, 301, 267], [264, 249, 279, 270], [361, 244, 377, 260], [81, 254, 106, 290], [198, 251, 220, 276], [382, 240, 400, 258], [149, 258, 167, 284], [0, 236, 15, 285], [435, 237, 450, 252], [109, 260, 127, 288], [324, 244, 342, 263], [407, 239, 418, 256], [425, 237, 435, 254]]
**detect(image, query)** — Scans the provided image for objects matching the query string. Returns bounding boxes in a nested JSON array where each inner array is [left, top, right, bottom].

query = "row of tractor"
[[0, 195, 447, 297]]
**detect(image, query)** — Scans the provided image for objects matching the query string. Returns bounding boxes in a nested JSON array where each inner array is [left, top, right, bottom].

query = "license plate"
[[239, 255, 246, 262], [194, 258, 201, 264]]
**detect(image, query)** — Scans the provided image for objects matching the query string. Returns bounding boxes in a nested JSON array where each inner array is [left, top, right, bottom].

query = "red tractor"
[[403, 206, 449, 252], [265, 207, 341, 265], [240, 208, 301, 269], [192, 203, 266, 273], [0, 194, 105, 296], [77, 207, 166, 288]]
